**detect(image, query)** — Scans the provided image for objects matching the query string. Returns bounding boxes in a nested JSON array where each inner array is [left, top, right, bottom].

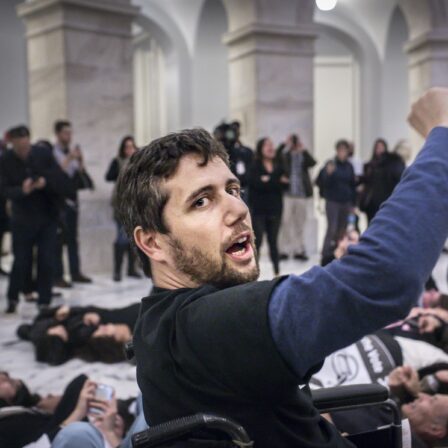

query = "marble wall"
[[18, 0, 138, 274]]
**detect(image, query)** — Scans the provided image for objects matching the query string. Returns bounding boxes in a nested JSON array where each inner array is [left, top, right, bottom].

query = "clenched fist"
[[408, 87, 448, 137]]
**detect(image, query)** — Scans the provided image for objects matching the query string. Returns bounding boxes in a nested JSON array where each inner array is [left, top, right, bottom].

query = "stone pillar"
[[223, 23, 316, 149], [405, 28, 448, 155], [18, 0, 138, 274], [223, 0, 318, 255]]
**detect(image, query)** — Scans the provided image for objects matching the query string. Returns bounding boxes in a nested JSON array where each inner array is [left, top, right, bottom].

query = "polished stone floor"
[[0, 252, 447, 400]]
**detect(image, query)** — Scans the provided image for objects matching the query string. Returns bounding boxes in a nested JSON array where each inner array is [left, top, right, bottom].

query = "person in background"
[[53, 120, 92, 287], [0, 373, 133, 448], [249, 137, 288, 276], [277, 133, 316, 261], [347, 141, 363, 180], [105, 136, 140, 281], [0, 136, 10, 275], [229, 121, 253, 204], [359, 138, 405, 223], [0, 126, 73, 313], [318, 139, 356, 266], [393, 138, 413, 167]]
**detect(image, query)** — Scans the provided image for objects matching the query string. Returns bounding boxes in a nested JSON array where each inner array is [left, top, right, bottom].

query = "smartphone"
[[89, 383, 114, 415]]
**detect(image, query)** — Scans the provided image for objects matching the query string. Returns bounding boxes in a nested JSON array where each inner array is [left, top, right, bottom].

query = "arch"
[[315, 15, 382, 157], [381, 6, 409, 147], [396, 0, 432, 40], [192, 0, 229, 130], [134, 3, 193, 131]]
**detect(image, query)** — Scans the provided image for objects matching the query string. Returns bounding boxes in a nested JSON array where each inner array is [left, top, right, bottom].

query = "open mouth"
[[225, 234, 253, 262]]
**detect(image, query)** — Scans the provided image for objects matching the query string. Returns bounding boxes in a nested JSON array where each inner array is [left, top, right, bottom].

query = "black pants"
[[8, 218, 57, 306], [55, 203, 80, 279], [322, 201, 351, 260], [253, 214, 281, 275]]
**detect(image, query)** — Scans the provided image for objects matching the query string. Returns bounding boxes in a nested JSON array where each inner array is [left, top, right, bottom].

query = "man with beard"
[[116, 88, 448, 447]]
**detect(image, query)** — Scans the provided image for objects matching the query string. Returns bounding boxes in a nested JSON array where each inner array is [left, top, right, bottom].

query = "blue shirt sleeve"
[[269, 127, 448, 380]]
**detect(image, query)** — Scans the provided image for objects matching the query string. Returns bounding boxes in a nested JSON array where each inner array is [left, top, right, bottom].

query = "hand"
[[90, 395, 123, 447], [22, 178, 34, 195], [408, 87, 448, 137], [33, 177, 46, 190], [55, 305, 70, 321], [388, 366, 420, 397], [326, 161, 336, 175], [47, 325, 69, 342], [280, 175, 289, 184], [435, 370, 448, 383], [62, 379, 97, 425], [418, 315, 442, 333], [261, 175, 270, 183], [83, 312, 101, 326]]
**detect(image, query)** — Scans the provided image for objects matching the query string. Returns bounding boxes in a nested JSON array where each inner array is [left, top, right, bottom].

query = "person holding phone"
[[0, 126, 74, 313], [277, 133, 317, 261], [53, 120, 93, 287]]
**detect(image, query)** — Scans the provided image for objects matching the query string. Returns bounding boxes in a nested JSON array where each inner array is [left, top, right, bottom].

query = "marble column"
[[17, 0, 138, 274], [405, 28, 448, 155], [223, 0, 318, 255], [223, 23, 316, 149]]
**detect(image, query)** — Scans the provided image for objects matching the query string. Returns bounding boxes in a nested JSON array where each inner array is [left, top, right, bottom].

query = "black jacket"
[[134, 283, 353, 448], [360, 152, 405, 212], [318, 159, 356, 204], [248, 159, 285, 216], [228, 143, 253, 188], [0, 145, 74, 223], [277, 144, 317, 198]]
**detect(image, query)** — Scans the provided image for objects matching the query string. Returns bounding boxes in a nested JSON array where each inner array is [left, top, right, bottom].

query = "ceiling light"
[[316, 0, 337, 11]]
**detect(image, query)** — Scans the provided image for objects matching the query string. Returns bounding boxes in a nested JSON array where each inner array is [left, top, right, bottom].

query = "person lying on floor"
[[17, 303, 139, 365], [325, 365, 448, 448], [0, 372, 135, 448]]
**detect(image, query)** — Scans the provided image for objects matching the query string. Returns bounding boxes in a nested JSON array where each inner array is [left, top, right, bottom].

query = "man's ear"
[[134, 226, 166, 263]]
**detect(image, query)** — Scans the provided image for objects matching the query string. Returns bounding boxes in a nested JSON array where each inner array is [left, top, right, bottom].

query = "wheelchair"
[[124, 342, 403, 448], [131, 383, 403, 448]]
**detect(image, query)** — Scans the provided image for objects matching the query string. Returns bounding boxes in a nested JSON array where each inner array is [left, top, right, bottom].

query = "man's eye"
[[228, 186, 241, 197], [194, 197, 210, 208]]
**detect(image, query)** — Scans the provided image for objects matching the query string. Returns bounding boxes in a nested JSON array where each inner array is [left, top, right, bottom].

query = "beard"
[[168, 234, 260, 289]]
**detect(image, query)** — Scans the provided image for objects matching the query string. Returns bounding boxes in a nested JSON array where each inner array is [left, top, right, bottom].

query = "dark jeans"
[[55, 204, 80, 279], [322, 200, 351, 260], [8, 218, 57, 306], [253, 214, 281, 275]]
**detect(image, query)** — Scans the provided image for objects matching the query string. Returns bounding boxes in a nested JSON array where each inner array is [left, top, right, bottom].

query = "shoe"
[[52, 290, 63, 298], [72, 273, 92, 284], [294, 253, 309, 261], [5, 302, 17, 314], [128, 271, 141, 279], [54, 279, 73, 288], [113, 272, 122, 282], [279, 253, 289, 261]]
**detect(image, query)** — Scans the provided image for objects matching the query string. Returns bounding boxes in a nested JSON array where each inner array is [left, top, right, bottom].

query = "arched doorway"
[[193, 0, 229, 130], [381, 6, 409, 148]]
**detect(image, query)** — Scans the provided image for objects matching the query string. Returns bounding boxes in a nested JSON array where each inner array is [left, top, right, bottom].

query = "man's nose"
[[223, 193, 249, 226]]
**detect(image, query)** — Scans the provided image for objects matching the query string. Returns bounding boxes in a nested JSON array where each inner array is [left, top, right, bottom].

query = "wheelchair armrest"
[[132, 413, 253, 448], [311, 383, 389, 412]]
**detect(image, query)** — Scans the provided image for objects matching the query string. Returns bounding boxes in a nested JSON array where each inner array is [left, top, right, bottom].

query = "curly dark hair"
[[115, 128, 229, 277]]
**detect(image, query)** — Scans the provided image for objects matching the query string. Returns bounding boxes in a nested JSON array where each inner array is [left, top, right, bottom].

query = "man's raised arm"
[[269, 88, 448, 380]]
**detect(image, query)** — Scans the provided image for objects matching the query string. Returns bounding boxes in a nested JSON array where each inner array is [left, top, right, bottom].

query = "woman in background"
[[249, 137, 288, 276], [360, 138, 405, 223], [105, 136, 140, 281]]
